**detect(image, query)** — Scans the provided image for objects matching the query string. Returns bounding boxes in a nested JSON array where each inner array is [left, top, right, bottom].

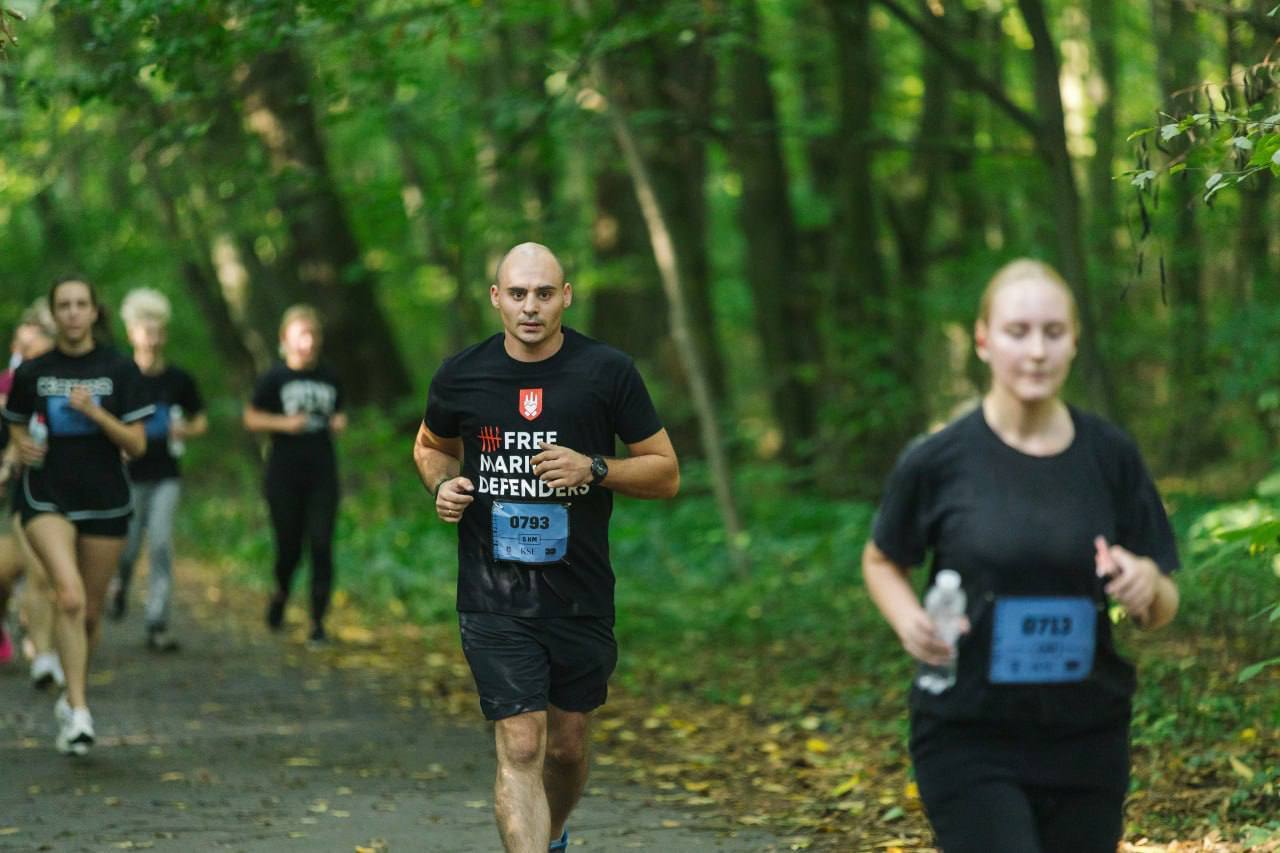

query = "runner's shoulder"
[[563, 328, 639, 375], [436, 333, 505, 376], [893, 405, 982, 473], [15, 348, 59, 378], [1067, 405, 1146, 473]]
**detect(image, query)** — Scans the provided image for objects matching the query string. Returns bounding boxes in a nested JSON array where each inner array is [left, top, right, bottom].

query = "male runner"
[[413, 242, 679, 853]]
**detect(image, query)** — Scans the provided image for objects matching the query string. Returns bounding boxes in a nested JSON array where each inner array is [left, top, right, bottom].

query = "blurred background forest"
[[2, 0, 1279, 847]]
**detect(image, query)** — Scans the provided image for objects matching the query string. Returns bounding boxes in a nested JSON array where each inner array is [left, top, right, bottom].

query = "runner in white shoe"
[[0, 312, 62, 688], [112, 288, 207, 652], [1, 278, 152, 755]]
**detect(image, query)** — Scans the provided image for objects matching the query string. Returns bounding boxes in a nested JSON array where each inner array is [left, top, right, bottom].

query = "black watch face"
[[592, 457, 608, 481]]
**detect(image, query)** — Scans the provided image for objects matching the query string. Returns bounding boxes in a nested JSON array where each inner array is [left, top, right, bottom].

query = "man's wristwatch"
[[589, 455, 608, 485]]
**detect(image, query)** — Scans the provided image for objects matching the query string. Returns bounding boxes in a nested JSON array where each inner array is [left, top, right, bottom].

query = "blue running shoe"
[[549, 829, 569, 851]]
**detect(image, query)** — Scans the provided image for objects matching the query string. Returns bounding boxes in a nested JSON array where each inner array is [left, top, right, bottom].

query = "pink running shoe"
[[0, 629, 13, 665]]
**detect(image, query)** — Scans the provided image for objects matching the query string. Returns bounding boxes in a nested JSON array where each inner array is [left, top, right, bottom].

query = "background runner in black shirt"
[[112, 289, 208, 651], [414, 243, 678, 853], [244, 305, 346, 644], [1, 279, 151, 756], [863, 260, 1180, 853]]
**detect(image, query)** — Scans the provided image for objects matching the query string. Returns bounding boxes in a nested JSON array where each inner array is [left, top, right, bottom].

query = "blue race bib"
[[989, 596, 1096, 684], [144, 404, 171, 439], [491, 501, 569, 565], [46, 395, 101, 437]]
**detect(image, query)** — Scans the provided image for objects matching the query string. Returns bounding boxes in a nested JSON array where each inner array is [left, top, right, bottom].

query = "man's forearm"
[[414, 444, 461, 494], [598, 453, 678, 500]]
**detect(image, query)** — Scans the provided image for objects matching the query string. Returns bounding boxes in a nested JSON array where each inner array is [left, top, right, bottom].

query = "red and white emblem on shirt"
[[519, 388, 543, 421]]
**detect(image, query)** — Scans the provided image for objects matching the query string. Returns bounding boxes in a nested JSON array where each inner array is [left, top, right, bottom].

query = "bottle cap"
[[936, 569, 961, 590]]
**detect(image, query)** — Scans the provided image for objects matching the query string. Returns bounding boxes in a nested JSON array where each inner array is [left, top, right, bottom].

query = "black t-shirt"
[[128, 365, 205, 483], [873, 406, 1179, 730], [1, 346, 153, 520], [250, 362, 344, 466], [424, 328, 664, 618]]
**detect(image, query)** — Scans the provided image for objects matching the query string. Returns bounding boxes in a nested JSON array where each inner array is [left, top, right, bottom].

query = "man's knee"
[[496, 713, 546, 769], [545, 730, 587, 767]]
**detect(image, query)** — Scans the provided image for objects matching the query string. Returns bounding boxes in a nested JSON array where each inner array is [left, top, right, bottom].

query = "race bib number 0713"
[[491, 501, 569, 565], [989, 596, 1097, 684]]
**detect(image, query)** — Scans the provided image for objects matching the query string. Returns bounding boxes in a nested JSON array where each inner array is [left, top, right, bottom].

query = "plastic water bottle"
[[917, 569, 966, 694], [27, 413, 48, 469], [168, 406, 186, 458]]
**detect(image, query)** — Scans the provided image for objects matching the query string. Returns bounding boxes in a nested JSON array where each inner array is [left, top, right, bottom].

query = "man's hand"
[[531, 442, 592, 489], [436, 477, 475, 524]]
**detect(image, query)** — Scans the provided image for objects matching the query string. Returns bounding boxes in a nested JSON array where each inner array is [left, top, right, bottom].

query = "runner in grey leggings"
[[111, 289, 206, 651]]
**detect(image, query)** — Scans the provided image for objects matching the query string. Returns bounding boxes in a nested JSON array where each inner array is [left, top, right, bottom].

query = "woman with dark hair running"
[[243, 305, 346, 644], [863, 259, 1180, 853], [1, 278, 152, 755]]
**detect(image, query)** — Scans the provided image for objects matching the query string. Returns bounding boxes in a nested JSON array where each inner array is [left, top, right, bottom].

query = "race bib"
[[46, 395, 101, 437], [144, 405, 171, 440], [989, 596, 1096, 684], [491, 501, 569, 565]]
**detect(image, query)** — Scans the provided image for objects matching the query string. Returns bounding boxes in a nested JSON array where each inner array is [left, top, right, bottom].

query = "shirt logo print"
[[519, 388, 543, 422], [479, 426, 502, 453]]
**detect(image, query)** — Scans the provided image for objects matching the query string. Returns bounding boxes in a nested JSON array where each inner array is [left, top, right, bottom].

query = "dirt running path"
[[0, 564, 778, 852]]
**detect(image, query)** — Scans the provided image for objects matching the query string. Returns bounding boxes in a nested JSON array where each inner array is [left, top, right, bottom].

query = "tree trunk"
[[824, 0, 922, 492], [241, 43, 412, 406], [1151, 0, 1217, 469], [726, 0, 820, 468], [884, 1, 953, 427], [1018, 0, 1118, 419], [1088, 0, 1119, 297], [1229, 3, 1274, 304], [576, 0, 747, 573], [587, 11, 726, 457]]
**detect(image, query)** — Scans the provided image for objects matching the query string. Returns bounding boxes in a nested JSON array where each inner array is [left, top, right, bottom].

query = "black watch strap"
[[590, 455, 608, 484]]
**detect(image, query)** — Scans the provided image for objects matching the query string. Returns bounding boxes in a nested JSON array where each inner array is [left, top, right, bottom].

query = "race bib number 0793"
[[491, 501, 569, 565]]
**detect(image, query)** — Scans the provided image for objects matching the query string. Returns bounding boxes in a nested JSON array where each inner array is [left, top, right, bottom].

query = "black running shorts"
[[21, 506, 129, 538], [458, 611, 618, 721]]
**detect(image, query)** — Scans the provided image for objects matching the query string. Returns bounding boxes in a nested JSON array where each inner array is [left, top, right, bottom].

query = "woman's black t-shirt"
[[872, 406, 1179, 731], [250, 362, 343, 467], [424, 328, 663, 619], [128, 365, 205, 483], [1, 346, 153, 521]]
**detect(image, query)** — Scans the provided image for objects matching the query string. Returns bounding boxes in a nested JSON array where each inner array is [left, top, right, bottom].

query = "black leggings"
[[923, 778, 1123, 853], [265, 459, 338, 625], [911, 715, 1128, 853]]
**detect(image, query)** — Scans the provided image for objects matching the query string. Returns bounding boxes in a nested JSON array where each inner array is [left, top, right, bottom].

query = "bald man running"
[[413, 243, 680, 853]]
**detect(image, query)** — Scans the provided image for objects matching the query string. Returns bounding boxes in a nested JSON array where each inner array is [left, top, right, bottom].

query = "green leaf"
[[1130, 170, 1157, 188], [1231, 136, 1254, 150], [1126, 126, 1155, 142], [1213, 518, 1280, 544], [1169, 163, 1186, 175], [1237, 657, 1280, 683], [1272, 149, 1280, 167], [1160, 123, 1182, 141], [1205, 172, 1224, 189]]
